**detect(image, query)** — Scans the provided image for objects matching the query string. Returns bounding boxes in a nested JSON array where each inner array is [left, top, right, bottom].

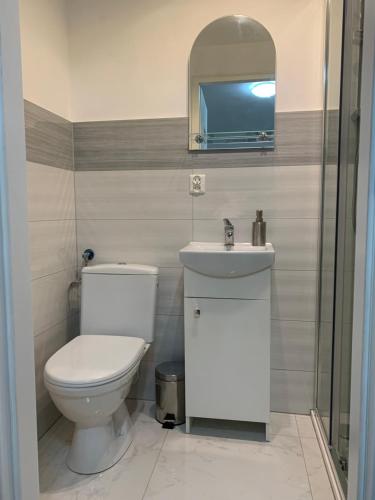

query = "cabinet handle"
[[194, 308, 200, 318]]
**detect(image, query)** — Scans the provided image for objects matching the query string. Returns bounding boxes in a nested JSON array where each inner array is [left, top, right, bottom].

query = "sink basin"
[[179, 242, 275, 278]]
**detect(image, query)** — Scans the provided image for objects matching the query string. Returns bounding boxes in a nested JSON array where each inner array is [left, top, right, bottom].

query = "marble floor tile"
[[301, 437, 335, 500], [39, 401, 167, 500], [38, 405, 334, 500], [143, 431, 312, 500], [296, 414, 317, 438], [270, 412, 299, 437]]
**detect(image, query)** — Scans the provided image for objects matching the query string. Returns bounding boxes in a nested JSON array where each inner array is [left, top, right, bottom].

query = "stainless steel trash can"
[[155, 362, 185, 427]]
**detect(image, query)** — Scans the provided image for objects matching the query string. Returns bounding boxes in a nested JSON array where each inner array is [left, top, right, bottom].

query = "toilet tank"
[[80, 264, 159, 342]]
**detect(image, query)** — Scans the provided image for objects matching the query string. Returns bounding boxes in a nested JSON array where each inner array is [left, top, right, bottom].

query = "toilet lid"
[[44, 335, 146, 388]]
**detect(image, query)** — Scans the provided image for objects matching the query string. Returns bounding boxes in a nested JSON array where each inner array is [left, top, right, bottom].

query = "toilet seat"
[[44, 335, 146, 389]]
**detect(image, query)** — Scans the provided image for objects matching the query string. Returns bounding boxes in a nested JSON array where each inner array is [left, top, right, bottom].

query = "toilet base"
[[66, 402, 134, 474]]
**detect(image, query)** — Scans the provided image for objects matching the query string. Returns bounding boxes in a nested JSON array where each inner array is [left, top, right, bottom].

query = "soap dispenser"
[[252, 210, 266, 246]]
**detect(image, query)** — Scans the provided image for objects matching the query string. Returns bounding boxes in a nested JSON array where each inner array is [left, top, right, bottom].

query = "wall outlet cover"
[[190, 174, 206, 195]]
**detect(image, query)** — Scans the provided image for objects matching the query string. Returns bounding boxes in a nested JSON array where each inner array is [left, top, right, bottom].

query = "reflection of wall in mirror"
[[190, 39, 275, 140], [190, 41, 275, 80]]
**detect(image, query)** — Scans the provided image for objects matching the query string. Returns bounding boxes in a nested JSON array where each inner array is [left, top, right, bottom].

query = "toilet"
[[44, 263, 159, 475]]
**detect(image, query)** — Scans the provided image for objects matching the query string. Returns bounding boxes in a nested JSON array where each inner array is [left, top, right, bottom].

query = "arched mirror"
[[189, 16, 276, 151]]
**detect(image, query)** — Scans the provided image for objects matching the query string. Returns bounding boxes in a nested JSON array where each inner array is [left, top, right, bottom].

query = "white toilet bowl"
[[44, 335, 148, 474]]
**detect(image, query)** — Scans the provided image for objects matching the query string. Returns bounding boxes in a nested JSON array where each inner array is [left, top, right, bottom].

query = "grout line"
[[190, 217, 322, 221], [141, 429, 169, 500], [76, 217, 194, 221], [33, 316, 75, 339], [28, 218, 76, 223], [271, 318, 316, 323], [271, 318, 317, 323], [271, 368, 315, 373], [74, 217, 320, 222], [72, 126, 80, 279], [295, 413, 315, 499], [299, 431, 315, 500], [31, 265, 77, 282]]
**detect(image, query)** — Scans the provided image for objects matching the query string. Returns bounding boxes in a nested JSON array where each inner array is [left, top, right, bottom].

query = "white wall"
[[67, 0, 325, 122], [19, 0, 72, 119], [18, 0, 325, 121]]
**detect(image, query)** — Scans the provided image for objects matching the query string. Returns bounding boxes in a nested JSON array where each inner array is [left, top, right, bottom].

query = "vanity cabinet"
[[183, 267, 271, 437]]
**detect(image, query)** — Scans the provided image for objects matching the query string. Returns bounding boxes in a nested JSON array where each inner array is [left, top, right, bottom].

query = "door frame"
[[0, 0, 39, 498]]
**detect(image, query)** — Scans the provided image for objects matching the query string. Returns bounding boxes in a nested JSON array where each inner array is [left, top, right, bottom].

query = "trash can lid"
[[155, 362, 185, 382]]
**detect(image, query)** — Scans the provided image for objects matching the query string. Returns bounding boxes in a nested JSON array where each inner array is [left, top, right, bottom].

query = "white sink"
[[179, 242, 275, 278]]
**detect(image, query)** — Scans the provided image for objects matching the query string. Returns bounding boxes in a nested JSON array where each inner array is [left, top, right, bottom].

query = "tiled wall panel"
[[74, 112, 322, 413], [74, 112, 322, 171], [26, 101, 321, 428], [25, 100, 74, 170], [25, 101, 77, 438]]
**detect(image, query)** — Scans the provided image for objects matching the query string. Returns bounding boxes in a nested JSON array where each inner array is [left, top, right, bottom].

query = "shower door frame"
[[330, 0, 363, 481], [315, 0, 375, 498], [0, 0, 39, 498], [347, 0, 375, 497]]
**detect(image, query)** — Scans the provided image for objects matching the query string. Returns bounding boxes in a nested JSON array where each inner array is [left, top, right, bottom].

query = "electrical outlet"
[[190, 174, 206, 195]]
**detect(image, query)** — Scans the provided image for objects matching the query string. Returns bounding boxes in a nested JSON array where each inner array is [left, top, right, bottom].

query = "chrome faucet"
[[223, 218, 234, 248]]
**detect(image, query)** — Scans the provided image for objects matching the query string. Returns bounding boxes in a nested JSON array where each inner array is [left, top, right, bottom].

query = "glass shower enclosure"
[[315, 0, 363, 495]]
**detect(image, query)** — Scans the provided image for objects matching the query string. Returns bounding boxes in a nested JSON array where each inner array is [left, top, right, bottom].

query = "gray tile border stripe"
[[24, 100, 74, 170], [73, 111, 322, 171], [23, 100, 322, 172]]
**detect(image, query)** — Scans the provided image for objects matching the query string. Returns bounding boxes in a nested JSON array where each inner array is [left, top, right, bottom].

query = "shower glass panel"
[[316, 0, 362, 494], [316, 0, 344, 440], [331, 0, 362, 484]]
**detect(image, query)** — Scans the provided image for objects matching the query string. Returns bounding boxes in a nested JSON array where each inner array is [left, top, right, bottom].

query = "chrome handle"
[[194, 308, 200, 318]]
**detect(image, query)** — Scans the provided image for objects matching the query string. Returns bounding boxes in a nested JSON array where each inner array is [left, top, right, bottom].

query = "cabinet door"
[[185, 298, 270, 423]]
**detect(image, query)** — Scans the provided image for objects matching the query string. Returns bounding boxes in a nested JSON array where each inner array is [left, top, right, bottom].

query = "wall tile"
[[36, 395, 61, 441], [75, 169, 192, 220], [321, 216, 336, 271], [322, 163, 338, 219], [29, 220, 77, 279], [26, 104, 77, 438], [192, 218, 319, 270], [74, 117, 188, 171], [156, 268, 184, 316], [188, 111, 323, 169], [129, 360, 156, 401], [144, 315, 185, 366], [268, 219, 320, 271], [32, 268, 77, 336], [27, 162, 76, 221], [319, 270, 334, 323], [271, 320, 316, 371], [24, 100, 74, 170], [76, 219, 192, 268], [74, 111, 322, 171], [131, 315, 184, 400], [271, 370, 314, 414], [192, 165, 321, 220], [34, 319, 77, 438], [25, 103, 321, 424], [271, 270, 318, 321]]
